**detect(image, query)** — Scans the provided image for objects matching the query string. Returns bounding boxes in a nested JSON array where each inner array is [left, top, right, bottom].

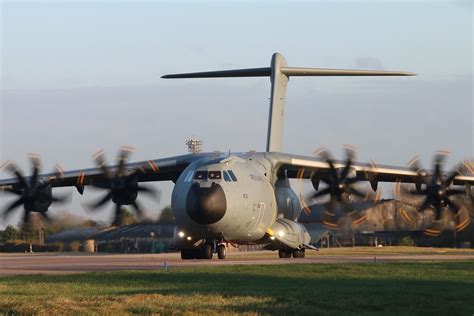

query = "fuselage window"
[[194, 171, 208, 180], [228, 170, 237, 182], [223, 171, 232, 182], [208, 171, 222, 180]]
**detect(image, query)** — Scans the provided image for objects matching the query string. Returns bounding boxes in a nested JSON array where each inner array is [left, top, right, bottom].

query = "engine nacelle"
[[274, 178, 302, 221]]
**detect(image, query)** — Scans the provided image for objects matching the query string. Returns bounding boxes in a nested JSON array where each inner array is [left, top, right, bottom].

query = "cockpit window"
[[194, 171, 208, 180], [223, 171, 232, 182], [208, 171, 222, 180], [227, 170, 237, 181]]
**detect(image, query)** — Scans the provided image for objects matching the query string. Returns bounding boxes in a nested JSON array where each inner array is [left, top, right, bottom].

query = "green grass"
[[1, 262, 473, 315]]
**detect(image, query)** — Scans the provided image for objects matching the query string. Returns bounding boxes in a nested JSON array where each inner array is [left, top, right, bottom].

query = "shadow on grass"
[[1, 262, 473, 315]]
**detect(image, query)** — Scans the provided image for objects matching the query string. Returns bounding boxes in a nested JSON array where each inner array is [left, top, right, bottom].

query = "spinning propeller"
[[1, 154, 67, 225], [310, 146, 376, 228], [397, 152, 469, 234], [87, 146, 159, 226]]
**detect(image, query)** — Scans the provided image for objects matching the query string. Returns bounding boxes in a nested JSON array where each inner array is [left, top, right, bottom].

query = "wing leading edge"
[[0, 152, 214, 194], [269, 153, 474, 186]]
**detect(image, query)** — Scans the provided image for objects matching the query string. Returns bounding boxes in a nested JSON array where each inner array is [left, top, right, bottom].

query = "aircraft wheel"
[[181, 249, 195, 260], [217, 244, 226, 259], [292, 249, 305, 258], [201, 244, 213, 259], [278, 249, 292, 258]]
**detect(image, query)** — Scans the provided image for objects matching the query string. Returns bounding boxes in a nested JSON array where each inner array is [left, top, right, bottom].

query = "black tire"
[[201, 244, 213, 259], [278, 249, 291, 258], [292, 249, 305, 258], [181, 249, 194, 260], [217, 244, 226, 259]]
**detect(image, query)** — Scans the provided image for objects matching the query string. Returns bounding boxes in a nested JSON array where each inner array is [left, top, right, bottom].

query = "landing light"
[[178, 231, 185, 238], [186, 236, 192, 241], [270, 236, 275, 241]]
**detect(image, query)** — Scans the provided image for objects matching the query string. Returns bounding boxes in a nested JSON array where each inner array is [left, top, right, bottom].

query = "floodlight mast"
[[162, 53, 415, 153]]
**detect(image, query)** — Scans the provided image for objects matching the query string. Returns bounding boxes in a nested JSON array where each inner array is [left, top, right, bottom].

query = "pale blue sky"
[[0, 1, 472, 227]]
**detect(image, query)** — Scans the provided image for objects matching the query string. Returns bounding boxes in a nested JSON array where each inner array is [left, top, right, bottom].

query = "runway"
[[1, 250, 473, 275]]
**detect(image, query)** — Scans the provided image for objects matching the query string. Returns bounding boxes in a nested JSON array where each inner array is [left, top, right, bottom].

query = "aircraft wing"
[[271, 153, 474, 187], [0, 152, 213, 194]]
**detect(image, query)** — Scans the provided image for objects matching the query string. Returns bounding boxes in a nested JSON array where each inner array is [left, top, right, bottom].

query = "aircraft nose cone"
[[186, 183, 227, 225]]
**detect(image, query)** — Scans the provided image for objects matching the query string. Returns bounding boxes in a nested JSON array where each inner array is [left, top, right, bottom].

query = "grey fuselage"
[[171, 152, 301, 246]]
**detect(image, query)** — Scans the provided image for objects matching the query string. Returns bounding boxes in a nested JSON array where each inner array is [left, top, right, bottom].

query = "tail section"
[[162, 53, 415, 152]]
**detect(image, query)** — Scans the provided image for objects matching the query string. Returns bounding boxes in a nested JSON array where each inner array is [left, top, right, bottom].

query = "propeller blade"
[[89, 192, 113, 209], [131, 200, 144, 220], [112, 204, 124, 226], [28, 154, 41, 186], [312, 187, 331, 199], [51, 194, 70, 204], [9, 165, 28, 189], [408, 156, 429, 185], [434, 203, 443, 220], [444, 170, 459, 187], [21, 210, 32, 226], [2, 188, 23, 196], [347, 187, 367, 198], [445, 199, 460, 214], [340, 146, 355, 180], [418, 196, 432, 212], [338, 193, 353, 213], [117, 146, 135, 177], [326, 196, 338, 215], [346, 177, 360, 185], [408, 189, 428, 195], [340, 160, 352, 180], [3, 198, 25, 218], [433, 151, 448, 183], [137, 185, 157, 196], [92, 150, 113, 180], [446, 189, 467, 196], [39, 211, 52, 224]]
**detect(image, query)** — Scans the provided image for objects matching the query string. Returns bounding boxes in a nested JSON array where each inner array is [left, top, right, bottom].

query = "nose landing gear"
[[180, 241, 227, 260], [217, 244, 226, 259]]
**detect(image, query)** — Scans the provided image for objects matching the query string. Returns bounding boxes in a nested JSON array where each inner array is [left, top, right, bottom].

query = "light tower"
[[186, 137, 203, 154]]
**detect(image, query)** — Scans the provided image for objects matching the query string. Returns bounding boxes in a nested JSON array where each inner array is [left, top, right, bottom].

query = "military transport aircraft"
[[1, 53, 473, 259]]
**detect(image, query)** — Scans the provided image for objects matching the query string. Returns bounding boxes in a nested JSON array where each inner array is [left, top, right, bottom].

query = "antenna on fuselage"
[[163, 53, 416, 153]]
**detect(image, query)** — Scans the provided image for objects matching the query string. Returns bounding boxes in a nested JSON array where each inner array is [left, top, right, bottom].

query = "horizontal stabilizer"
[[161, 67, 271, 79], [280, 67, 416, 76], [162, 66, 415, 79]]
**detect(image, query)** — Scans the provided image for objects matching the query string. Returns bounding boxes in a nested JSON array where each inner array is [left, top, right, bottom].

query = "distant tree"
[[0, 225, 21, 243], [158, 206, 175, 224], [400, 236, 416, 247]]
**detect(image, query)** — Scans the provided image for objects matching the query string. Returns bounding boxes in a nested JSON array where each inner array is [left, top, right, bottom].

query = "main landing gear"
[[181, 242, 227, 260], [278, 249, 305, 258]]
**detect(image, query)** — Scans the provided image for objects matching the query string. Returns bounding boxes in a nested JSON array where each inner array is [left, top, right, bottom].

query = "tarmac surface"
[[1, 250, 473, 275]]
